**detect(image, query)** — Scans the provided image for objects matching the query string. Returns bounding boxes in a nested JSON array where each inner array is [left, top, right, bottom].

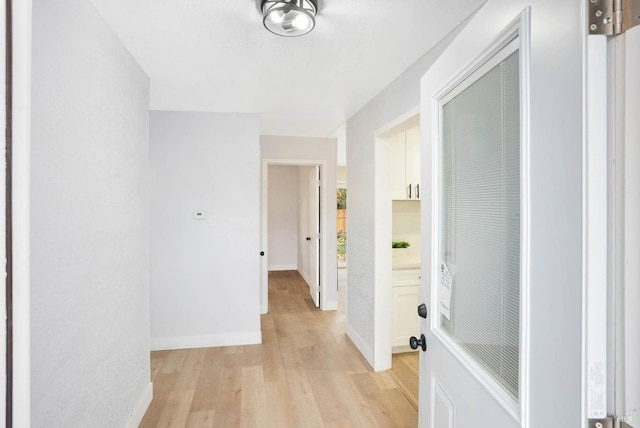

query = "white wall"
[[150, 111, 262, 350], [297, 166, 313, 282], [334, 122, 347, 167], [268, 166, 299, 270], [30, 0, 151, 425], [392, 201, 421, 250], [261, 136, 338, 310], [345, 22, 466, 368]]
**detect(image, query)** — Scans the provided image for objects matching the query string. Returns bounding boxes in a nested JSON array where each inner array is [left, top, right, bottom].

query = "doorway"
[[261, 159, 333, 314], [374, 110, 422, 404]]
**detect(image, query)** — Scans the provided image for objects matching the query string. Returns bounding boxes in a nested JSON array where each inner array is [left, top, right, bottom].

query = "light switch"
[[193, 210, 207, 220], [209, 216, 216, 226]]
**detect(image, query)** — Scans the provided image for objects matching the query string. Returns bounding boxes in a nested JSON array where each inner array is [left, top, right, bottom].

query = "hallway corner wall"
[[30, 0, 151, 425]]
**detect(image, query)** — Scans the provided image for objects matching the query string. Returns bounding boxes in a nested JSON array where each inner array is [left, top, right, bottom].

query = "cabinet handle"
[[416, 184, 420, 199], [407, 184, 412, 199]]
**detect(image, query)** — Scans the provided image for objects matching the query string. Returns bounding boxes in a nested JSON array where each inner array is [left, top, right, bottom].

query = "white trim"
[[268, 264, 298, 271], [0, 1, 6, 419], [519, 9, 532, 427], [13, 0, 33, 425], [375, 105, 421, 138], [125, 382, 153, 428], [262, 158, 335, 313], [298, 268, 312, 288], [429, 9, 531, 425], [345, 323, 374, 369], [372, 106, 420, 373], [150, 331, 262, 351], [431, 375, 455, 428], [582, 32, 609, 421]]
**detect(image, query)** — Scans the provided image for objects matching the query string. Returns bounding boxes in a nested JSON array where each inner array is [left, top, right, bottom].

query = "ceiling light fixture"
[[257, 0, 319, 37]]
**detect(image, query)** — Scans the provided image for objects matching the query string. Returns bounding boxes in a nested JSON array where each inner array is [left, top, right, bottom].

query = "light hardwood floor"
[[389, 352, 419, 409], [140, 270, 418, 427]]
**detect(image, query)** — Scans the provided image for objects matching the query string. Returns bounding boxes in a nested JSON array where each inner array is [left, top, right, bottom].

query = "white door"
[[308, 166, 321, 307], [419, 3, 586, 426]]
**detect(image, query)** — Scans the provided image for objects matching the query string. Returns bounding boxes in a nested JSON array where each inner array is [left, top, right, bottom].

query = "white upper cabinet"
[[390, 125, 421, 200]]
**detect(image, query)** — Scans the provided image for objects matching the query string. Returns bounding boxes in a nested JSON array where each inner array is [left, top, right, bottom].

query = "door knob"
[[409, 334, 427, 352], [260, 251, 265, 256], [417, 303, 427, 319], [306, 237, 311, 241]]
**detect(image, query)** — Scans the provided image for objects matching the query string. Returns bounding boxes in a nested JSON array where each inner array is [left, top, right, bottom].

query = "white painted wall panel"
[[150, 111, 261, 349], [30, 0, 151, 425], [268, 166, 299, 270], [345, 23, 465, 367]]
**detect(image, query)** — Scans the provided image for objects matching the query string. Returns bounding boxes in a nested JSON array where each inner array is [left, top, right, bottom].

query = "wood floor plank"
[[161, 349, 189, 374], [282, 367, 324, 428], [140, 270, 418, 427], [185, 410, 215, 428], [174, 348, 207, 391], [389, 352, 420, 408], [156, 389, 196, 428], [240, 366, 269, 428]]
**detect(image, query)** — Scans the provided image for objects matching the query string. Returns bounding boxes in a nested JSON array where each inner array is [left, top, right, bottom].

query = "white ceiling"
[[91, 0, 483, 137]]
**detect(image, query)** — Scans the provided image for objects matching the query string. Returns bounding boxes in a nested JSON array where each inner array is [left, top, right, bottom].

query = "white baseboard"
[[392, 345, 415, 354], [268, 264, 297, 271], [126, 382, 153, 428], [150, 331, 262, 351], [345, 323, 374, 369], [298, 269, 311, 287]]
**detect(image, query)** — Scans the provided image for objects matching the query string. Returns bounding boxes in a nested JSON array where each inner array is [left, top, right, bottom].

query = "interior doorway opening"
[[372, 108, 421, 394], [261, 159, 335, 314]]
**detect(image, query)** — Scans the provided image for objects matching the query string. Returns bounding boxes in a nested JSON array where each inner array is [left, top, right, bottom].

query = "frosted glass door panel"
[[440, 51, 520, 399]]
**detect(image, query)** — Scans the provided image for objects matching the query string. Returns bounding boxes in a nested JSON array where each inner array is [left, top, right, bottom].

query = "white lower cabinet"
[[392, 269, 421, 353]]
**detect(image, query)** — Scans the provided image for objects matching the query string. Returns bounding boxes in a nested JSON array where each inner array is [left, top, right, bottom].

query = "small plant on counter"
[[391, 241, 410, 249]]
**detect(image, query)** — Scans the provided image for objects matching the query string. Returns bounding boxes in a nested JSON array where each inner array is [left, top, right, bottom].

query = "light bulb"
[[267, 9, 285, 24], [292, 13, 311, 30]]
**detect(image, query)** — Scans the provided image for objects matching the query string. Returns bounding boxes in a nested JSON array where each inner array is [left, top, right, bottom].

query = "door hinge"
[[588, 0, 640, 36], [588, 416, 634, 428]]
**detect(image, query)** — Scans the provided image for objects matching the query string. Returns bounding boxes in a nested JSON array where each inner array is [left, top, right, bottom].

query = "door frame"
[[261, 158, 330, 313], [582, 21, 640, 425], [372, 106, 420, 372], [582, 33, 609, 422], [10, 0, 31, 425]]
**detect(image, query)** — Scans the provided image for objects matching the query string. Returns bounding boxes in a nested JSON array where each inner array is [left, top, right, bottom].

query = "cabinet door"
[[390, 132, 408, 200], [405, 125, 421, 199], [392, 285, 421, 350]]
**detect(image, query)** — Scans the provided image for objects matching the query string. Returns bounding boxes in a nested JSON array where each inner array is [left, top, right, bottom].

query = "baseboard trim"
[[268, 264, 297, 271], [126, 382, 153, 428], [150, 331, 262, 351], [298, 269, 311, 287], [345, 323, 374, 369]]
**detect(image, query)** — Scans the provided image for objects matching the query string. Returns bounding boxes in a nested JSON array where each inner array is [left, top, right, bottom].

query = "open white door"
[[308, 166, 321, 307], [419, 3, 587, 427]]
